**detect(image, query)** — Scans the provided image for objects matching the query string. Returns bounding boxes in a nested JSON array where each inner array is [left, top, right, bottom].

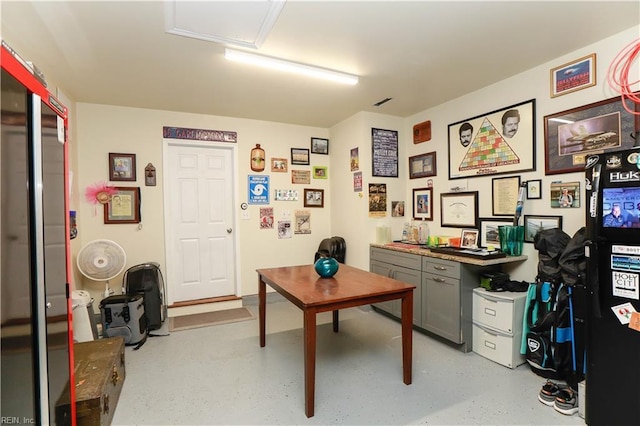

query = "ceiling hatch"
[[164, 0, 286, 49]]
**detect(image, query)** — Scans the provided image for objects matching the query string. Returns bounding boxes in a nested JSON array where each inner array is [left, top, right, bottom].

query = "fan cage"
[[77, 239, 127, 281]]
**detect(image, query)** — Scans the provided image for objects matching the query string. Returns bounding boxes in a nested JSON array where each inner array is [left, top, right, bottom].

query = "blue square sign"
[[248, 175, 269, 205]]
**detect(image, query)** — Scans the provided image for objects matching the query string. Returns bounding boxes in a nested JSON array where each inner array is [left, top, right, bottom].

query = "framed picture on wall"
[[408, 152, 437, 179], [310, 137, 329, 154], [550, 54, 596, 98], [109, 153, 136, 182], [527, 180, 542, 199], [544, 94, 639, 175], [412, 187, 433, 220], [104, 187, 141, 224], [440, 191, 478, 228], [291, 148, 310, 165], [523, 215, 562, 243], [303, 188, 324, 208], [479, 217, 512, 248], [492, 176, 521, 216], [447, 99, 535, 180]]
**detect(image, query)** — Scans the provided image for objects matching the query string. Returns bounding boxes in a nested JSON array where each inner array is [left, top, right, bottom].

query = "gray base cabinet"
[[370, 246, 500, 353], [370, 247, 421, 323]]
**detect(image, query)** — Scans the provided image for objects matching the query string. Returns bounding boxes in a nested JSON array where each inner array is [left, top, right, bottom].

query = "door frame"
[[162, 138, 240, 305]]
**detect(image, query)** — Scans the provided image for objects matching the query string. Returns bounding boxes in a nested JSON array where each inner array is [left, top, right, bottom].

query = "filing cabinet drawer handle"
[[484, 307, 496, 316], [484, 340, 496, 350]]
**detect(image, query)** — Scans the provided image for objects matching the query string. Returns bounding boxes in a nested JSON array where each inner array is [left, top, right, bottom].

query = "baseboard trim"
[[168, 297, 242, 317]]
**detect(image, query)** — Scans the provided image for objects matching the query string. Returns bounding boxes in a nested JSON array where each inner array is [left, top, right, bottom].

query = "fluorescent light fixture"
[[224, 48, 358, 85]]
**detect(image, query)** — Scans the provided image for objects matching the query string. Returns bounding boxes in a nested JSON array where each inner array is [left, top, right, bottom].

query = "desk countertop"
[[370, 243, 528, 266]]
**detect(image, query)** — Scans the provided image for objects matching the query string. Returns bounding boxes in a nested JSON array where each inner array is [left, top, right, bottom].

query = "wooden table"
[[257, 263, 415, 417]]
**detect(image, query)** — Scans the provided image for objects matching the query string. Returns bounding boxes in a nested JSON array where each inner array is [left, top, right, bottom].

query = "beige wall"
[[401, 26, 640, 281], [4, 17, 638, 303], [74, 105, 330, 302]]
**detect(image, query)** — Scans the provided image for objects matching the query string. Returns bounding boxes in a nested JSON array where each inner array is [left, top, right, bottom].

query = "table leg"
[[303, 309, 317, 417], [401, 291, 413, 385], [259, 276, 266, 347], [332, 310, 339, 332]]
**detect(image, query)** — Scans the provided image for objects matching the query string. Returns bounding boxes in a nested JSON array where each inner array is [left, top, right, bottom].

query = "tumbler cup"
[[498, 225, 524, 256]]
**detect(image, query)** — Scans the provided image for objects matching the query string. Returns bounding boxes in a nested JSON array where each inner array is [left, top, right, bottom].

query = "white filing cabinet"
[[472, 287, 527, 368]]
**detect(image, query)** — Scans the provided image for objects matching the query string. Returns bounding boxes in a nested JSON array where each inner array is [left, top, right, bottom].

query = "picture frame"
[[109, 153, 136, 182], [372, 128, 398, 177], [303, 188, 324, 208], [544, 94, 639, 175], [291, 148, 310, 165], [310, 137, 329, 155], [523, 215, 563, 243], [550, 181, 581, 208], [550, 53, 596, 98], [440, 191, 478, 228], [527, 179, 542, 200], [312, 166, 327, 179], [104, 187, 141, 224], [271, 157, 288, 172], [408, 152, 437, 179], [291, 170, 310, 184], [412, 187, 433, 221], [448, 99, 535, 180], [479, 217, 512, 248], [492, 176, 521, 216], [460, 229, 480, 249]]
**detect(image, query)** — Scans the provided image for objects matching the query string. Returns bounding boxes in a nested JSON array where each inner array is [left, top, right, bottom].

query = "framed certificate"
[[440, 191, 478, 228], [104, 187, 141, 224]]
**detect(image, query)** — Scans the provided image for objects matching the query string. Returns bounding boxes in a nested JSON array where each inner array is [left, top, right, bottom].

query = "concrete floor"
[[112, 298, 585, 425]]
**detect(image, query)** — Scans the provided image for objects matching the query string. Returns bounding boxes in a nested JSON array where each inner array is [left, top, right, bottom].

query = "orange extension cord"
[[607, 37, 640, 115]]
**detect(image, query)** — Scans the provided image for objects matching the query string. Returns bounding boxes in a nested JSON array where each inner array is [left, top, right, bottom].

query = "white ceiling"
[[2, 1, 639, 128]]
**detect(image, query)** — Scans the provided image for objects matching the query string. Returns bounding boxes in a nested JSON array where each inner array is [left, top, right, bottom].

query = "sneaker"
[[538, 380, 566, 406], [554, 388, 578, 415]]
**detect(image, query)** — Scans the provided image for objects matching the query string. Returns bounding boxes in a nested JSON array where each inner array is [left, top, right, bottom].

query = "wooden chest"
[[55, 336, 126, 425]]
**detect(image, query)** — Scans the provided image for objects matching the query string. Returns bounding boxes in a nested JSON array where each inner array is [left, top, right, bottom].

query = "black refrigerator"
[[585, 148, 640, 425]]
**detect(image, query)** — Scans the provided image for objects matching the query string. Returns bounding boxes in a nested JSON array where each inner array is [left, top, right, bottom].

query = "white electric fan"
[[77, 239, 127, 298]]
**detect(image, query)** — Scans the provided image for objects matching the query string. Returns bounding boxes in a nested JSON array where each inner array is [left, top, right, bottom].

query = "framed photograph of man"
[[447, 99, 535, 180]]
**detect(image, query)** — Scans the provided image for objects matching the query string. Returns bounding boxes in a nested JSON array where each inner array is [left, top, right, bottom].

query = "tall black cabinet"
[[1, 41, 73, 425]]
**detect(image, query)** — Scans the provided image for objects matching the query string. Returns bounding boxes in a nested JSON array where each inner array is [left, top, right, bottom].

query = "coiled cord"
[[607, 38, 640, 115]]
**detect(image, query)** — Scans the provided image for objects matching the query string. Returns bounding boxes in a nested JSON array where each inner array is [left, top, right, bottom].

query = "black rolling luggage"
[[123, 262, 166, 331]]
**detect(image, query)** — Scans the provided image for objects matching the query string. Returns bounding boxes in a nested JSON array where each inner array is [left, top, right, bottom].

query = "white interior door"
[[165, 143, 236, 303]]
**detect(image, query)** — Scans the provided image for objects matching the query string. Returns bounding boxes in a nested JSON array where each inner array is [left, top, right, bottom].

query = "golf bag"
[[523, 228, 571, 379], [523, 228, 586, 389], [314, 236, 346, 263], [123, 262, 166, 331], [558, 227, 588, 390]]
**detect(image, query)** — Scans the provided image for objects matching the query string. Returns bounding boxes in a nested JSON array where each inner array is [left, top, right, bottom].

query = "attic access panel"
[[164, 0, 285, 49]]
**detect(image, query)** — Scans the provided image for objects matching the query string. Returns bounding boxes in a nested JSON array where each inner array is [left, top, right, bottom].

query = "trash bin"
[[72, 290, 98, 342]]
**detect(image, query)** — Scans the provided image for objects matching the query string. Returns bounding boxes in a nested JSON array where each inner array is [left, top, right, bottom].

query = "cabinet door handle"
[[433, 277, 446, 283], [433, 265, 447, 271]]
